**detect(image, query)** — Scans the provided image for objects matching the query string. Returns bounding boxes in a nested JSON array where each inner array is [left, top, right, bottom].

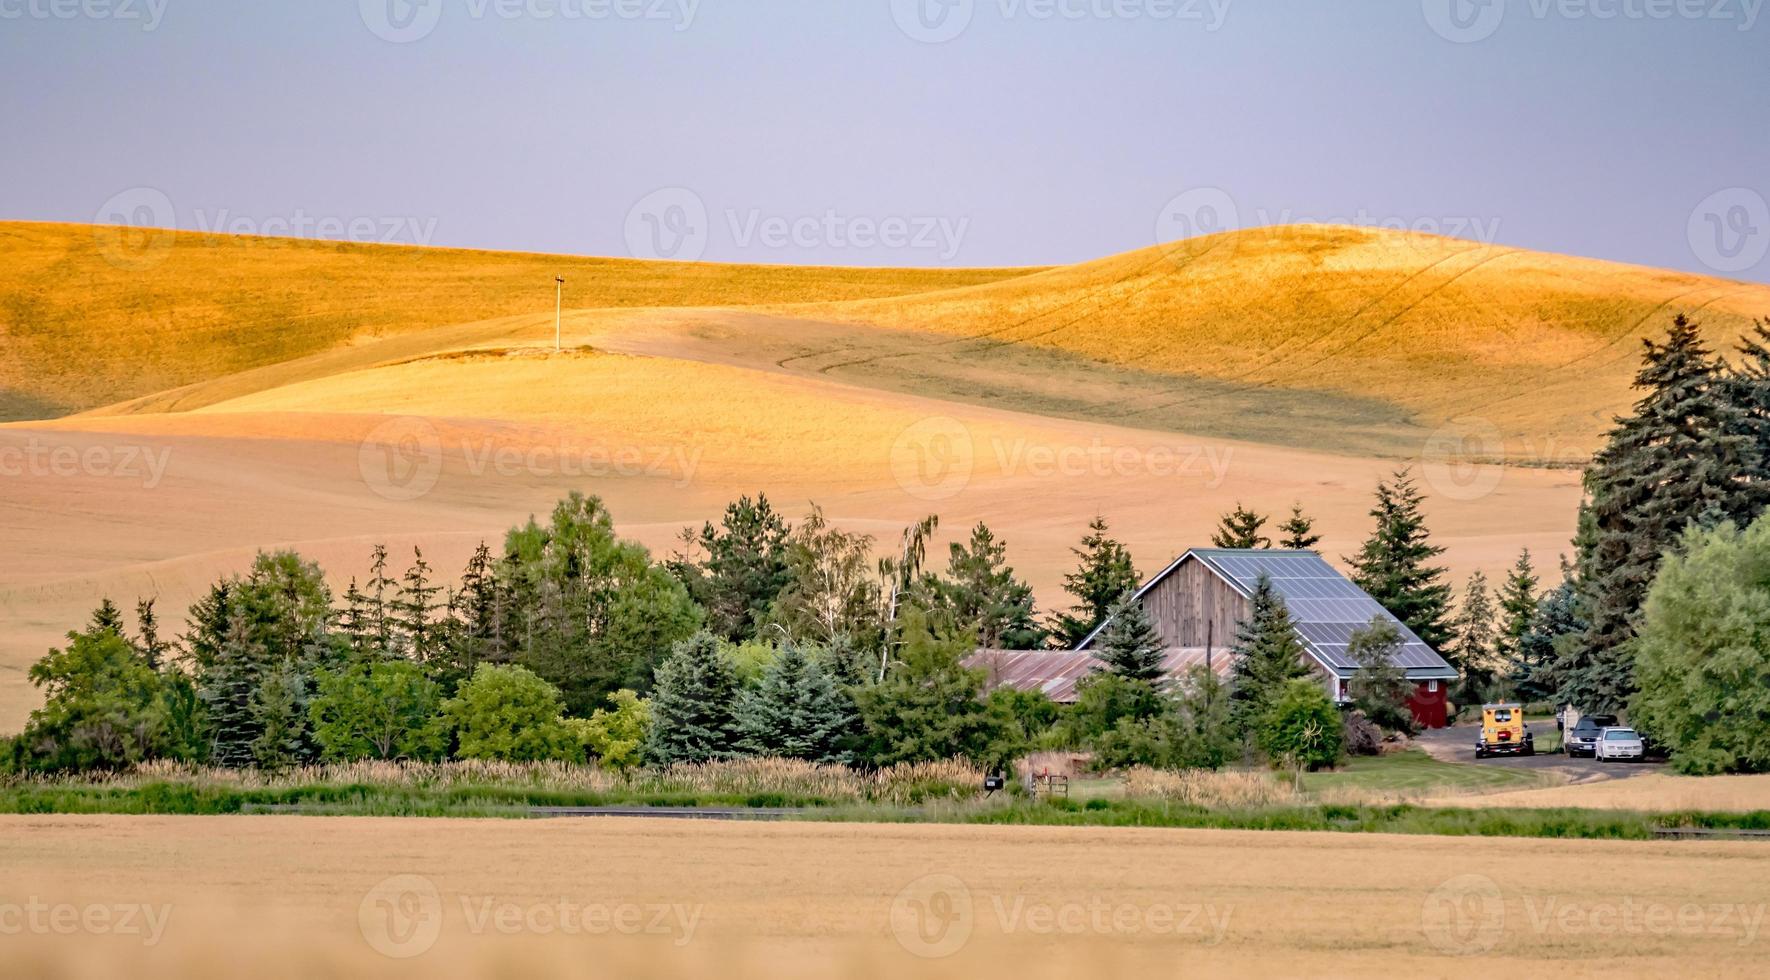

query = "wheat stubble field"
[[3, 815, 1768, 978]]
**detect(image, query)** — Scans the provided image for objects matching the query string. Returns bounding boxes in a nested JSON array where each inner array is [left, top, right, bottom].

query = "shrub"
[[310, 661, 448, 762], [571, 690, 652, 772], [1258, 679, 1344, 772], [442, 665, 579, 762]]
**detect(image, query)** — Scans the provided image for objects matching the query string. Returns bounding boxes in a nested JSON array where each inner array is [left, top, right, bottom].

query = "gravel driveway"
[[1413, 722, 1665, 783]]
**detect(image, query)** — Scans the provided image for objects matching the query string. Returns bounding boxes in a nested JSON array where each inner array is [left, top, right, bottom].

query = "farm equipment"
[[1474, 702, 1535, 758]]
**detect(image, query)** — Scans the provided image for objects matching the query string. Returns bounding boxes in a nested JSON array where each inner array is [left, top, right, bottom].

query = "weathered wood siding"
[[1140, 556, 1249, 651]]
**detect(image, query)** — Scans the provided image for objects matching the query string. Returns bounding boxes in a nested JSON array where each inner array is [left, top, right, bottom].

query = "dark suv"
[[1564, 713, 1619, 757]]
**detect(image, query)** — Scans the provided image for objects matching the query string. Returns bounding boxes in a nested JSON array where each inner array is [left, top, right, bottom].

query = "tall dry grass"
[[20, 757, 988, 806], [1120, 768, 1291, 808]]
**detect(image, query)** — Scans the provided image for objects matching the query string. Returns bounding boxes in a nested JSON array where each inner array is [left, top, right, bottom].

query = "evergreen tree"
[[644, 632, 742, 765], [1048, 517, 1140, 648], [1090, 592, 1166, 685], [675, 494, 793, 642], [1346, 468, 1454, 651], [851, 613, 1010, 769], [200, 609, 268, 768], [1450, 570, 1498, 702], [134, 598, 170, 670], [1569, 316, 1759, 712], [339, 578, 374, 660], [1226, 575, 1311, 733], [1345, 617, 1414, 733], [1495, 549, 1540, 669], [734, 644, 857, 763], [249, 661, 310, 770], [394, 547, 444, 662], [446, 542, 508, 682], [366, 543, 398, 657], [1518, 559, 1586, 704], [88, 598, 126, 636], [1277, 503, 1322, 551], [922, 522, 1043, 650], [1211, 504, 1270, 549]]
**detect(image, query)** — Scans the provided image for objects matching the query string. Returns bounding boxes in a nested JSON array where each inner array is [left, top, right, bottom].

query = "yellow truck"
[[1474, 703, 1535, 758]]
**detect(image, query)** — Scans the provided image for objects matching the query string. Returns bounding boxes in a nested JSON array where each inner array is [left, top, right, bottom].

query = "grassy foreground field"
[[4, 814, 1767, 977]]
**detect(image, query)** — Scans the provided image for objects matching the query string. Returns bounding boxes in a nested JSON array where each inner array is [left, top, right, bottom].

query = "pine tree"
[[1211, 504, 1270, 549], [735, 645, 857, 763], [200, 609, 268, 768], [1091, 592, 1166, 684], [644, 632, 742, 765], [366, 544, 398, 657], [1569, 316, 1759, 712], [680, 494, 793, 641], [339, 579, 373, 660], [250, 661, 310, 770], [1517, 560, 1584, 705], [1495, 549, 1539, 669], [924, 522, 1043, 650], [134, 598, 170, 670], [447, 542, 508, 680], [88, 599, 126, 636], [1346, 468, 1454, 651], [1226, 575, 1311, 733], [1277, 503, 1322, 550], [394, 547, 444, 662], [851, 612, 1008, 769], [1450, 571, 1498, 703], [1049, 517, 1140, 648]]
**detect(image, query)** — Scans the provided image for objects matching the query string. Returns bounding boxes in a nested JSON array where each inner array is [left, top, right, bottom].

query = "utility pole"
[[554, 276, 565, 352]]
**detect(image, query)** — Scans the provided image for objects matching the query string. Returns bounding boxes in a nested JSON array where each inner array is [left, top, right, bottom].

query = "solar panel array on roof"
[[1191, 550, 1452, 675]]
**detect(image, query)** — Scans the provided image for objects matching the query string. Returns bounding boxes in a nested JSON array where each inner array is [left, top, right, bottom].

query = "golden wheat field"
[[4, 220, 1766, 728], [1425, 773, 1770, 813], [3, 815, 1767, 978]]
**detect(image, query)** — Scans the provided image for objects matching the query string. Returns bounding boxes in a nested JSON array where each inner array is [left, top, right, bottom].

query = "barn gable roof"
[[1077, 548, 1456, 681]]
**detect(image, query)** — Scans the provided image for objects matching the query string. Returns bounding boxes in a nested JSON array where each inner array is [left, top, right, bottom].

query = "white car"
[[1595, 726, 1645, 762]]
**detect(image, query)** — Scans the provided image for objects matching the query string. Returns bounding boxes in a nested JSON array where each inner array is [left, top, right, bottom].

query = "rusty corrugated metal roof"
[[966, 648, 1235, 704]]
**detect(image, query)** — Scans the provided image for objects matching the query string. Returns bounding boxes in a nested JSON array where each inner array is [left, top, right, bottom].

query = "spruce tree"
[[1226, 575, 1311, 732], [134, 598, 170, 670], [1495, 549, 1539, 669], [644, 632, 742, 765], [1277, 503, 1322, 550], [925, 522, 1043, 650], [1211, 504, 1270, 549], [339, 579, 374, 661], [88, 599, 126, 636], [851, 613, 1007, 768], [1049, 517, 1140, 648], [1570, 316, 1758, 711], [1346, 468, 1454, 651], [200, 609, 268, 768], [447, 542, 508, 680], [680, 494, 793, 642], [366, 544, 398, 657], [250, 661, 311, 770], [1091, 592, 1166, 684], [395, 547, 444, 662], [735, 644, 857, 763], [1450, 571, 1497, 703]]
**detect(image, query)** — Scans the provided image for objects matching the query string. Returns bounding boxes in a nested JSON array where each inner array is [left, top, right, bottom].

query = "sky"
[[1, 0, 1766, 279]]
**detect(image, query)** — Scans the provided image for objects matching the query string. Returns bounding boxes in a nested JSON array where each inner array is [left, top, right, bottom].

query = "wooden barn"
[[973, 548, 1457, 729]]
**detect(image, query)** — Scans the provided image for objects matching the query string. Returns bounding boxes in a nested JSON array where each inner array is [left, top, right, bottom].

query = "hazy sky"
[[2, 0, 1766, 278]]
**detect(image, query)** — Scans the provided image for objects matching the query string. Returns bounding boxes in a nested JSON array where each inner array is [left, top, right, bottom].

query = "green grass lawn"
[[1300, 749, 1555, 798]]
